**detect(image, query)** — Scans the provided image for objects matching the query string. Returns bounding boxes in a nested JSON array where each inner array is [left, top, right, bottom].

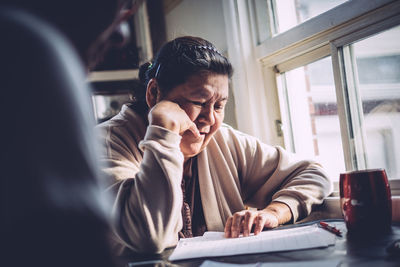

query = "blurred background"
[[88, 0, 400, 188]]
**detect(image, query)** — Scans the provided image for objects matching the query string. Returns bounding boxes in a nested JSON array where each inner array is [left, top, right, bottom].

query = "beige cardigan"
[[96, 105, 332, 254]]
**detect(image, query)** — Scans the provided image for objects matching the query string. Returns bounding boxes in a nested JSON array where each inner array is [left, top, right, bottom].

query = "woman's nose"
[[198, 106, 215, 125]]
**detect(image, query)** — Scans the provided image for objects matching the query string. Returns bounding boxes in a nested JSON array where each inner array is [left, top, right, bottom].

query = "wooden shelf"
[[88, 69, 139, 82]]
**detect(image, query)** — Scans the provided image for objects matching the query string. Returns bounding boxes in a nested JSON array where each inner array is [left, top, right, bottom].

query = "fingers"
[[231, 212, 243, 238], [243, 211, 256, 237], [224, 211, 244, 238], [224, 217, 232, 238], [225, 211, 254, 238], [183, 120, 200, 138], [253, 214, 267, 235], [149, 100, 198, 136], [254, 212, 279, 234], [224, 210, 280, 238]]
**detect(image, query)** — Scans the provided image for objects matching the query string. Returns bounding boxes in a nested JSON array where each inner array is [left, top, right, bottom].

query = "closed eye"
[[214, 104, 225, 112], [215, 100, 227, 111], [191, 101, 206, 107]]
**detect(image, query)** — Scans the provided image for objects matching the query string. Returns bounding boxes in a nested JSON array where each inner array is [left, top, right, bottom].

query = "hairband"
[[193, 45, 222, 56], [150, 45, 222, 79], [155, 64, 161, 78]]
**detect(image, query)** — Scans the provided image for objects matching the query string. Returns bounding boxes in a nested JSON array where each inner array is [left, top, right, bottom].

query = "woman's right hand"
[[148, 100, 200, 138]]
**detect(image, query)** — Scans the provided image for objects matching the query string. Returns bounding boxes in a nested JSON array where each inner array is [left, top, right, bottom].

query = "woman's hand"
[[148, 100, 200, 138], [224, 202, 292, 238]]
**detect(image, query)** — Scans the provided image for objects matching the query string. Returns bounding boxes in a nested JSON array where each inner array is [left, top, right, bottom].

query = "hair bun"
[[138, 62, 152, 85]]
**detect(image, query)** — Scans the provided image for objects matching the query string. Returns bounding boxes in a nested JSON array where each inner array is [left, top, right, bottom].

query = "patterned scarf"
[[178, 157, 207, 238]]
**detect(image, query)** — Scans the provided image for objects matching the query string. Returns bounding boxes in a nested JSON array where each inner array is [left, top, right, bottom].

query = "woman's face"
[[163, 72, 229, 159]]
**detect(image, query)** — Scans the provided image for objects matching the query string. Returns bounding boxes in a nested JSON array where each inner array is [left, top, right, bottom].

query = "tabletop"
[[117, 219, 400, 267]]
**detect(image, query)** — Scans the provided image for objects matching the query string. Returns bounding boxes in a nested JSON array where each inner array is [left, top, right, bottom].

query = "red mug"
[[340, 169, 392, 234]]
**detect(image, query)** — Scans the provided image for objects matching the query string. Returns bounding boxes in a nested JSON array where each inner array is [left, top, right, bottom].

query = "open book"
[[169, 223, 336, 261]]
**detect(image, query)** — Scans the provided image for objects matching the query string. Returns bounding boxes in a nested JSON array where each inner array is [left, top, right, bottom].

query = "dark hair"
[[136, 36, 233, 103]]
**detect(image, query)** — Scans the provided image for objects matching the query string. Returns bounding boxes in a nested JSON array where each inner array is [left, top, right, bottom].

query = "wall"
[[165, 0, 227, 52], [164, 0, 237, 128]]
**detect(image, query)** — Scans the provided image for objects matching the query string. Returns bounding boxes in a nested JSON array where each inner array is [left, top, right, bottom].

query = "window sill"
[[314, 196, 400, 223]]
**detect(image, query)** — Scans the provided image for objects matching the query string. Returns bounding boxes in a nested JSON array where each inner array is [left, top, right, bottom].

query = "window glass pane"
[[92, 94, 131, 123], [279, 57, 345, 181], [273, 0, 348, 34], [350, 25, 400, 179], [253, 0, 272, 44]]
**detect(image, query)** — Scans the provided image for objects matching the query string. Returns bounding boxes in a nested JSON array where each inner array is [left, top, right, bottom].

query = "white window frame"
[[222, 0, 400, 199]]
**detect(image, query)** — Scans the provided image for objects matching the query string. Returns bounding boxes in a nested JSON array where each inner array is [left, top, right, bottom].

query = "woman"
[[97, 36, 332, 254]]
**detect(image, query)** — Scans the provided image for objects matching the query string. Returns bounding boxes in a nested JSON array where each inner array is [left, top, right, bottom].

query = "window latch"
[[275, 119, 283, 137]]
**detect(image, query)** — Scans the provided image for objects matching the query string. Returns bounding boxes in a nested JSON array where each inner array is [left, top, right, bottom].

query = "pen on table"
[[319, 221, 342, 237]]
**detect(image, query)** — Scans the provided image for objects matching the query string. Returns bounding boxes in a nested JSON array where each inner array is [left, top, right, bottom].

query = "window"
[[92, 94, 131, 123], [88, 70, 140, 123], [252, 0, 348, 43], [278, 57, 345, 181], [270, 0, 400, 185], [340, 26, 400, 180], [222, 0, 400, 194], [276, 24, 400, 183], [272, 0, 348, 34]]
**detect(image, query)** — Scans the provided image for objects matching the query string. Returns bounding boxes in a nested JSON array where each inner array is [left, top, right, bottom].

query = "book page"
[[169, 224, 336, 261], [199, 259, 342, 267]]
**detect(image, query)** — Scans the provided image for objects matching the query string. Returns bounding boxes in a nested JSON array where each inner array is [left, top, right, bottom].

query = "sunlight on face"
[[163, 72, 229, 159]]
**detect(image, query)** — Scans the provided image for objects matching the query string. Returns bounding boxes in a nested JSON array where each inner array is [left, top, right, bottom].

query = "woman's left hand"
[[224, 202, 292, 238]]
